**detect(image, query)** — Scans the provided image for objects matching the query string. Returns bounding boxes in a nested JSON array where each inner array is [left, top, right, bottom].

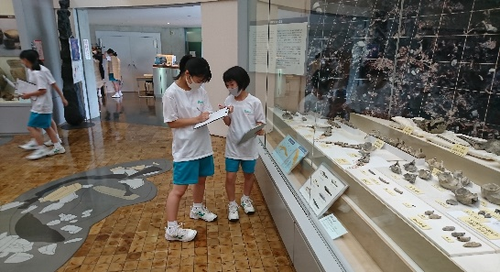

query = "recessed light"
[[167, 22, 170, 24]]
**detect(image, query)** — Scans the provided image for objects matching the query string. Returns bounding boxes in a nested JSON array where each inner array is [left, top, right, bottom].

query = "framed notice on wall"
[[249, 18, 308, 75]]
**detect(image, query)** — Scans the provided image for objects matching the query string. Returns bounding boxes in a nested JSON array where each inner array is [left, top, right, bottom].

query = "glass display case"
[[248, 1, 500, 271]]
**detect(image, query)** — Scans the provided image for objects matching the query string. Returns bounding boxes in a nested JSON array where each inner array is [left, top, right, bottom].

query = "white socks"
[[193, 203, 203, 209]]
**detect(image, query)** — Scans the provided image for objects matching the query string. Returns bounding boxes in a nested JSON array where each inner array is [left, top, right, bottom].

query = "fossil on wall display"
[[457, 136, 500, 156]]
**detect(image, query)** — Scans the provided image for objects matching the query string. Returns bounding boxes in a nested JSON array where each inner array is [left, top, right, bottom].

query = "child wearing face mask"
[[220, 66, 265, 222], [162, 55, 217, 242]]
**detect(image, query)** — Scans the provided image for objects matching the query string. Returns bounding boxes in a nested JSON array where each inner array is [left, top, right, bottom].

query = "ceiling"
[[87, 5, 201, 28]]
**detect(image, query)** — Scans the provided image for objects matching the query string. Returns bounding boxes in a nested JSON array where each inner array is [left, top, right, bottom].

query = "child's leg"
[[28, 127, 44, 146], [242, 173, 255, 197], [192, 176, 206, 204], [190, 156, 217, 222], [44, 127, 59, 144], [166, 184, 188, 222], [225, 172, 237, 202], [50, 119, 59, 139]]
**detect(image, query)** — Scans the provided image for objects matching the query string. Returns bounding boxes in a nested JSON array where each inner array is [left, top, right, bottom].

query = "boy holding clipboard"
[[220, 66, 265, 222]]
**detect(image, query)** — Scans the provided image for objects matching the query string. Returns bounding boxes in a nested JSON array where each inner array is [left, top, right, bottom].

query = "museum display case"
[[248, 1, 500, 271]]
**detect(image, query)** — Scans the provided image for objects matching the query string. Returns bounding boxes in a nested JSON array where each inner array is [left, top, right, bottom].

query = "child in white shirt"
[[221, 66, 265, 222], [19, 50, 65, 160], [162, 55, 218, 242]]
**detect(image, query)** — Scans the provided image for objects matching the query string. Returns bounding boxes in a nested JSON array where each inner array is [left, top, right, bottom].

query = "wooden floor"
[[0, 105, 295, 271]]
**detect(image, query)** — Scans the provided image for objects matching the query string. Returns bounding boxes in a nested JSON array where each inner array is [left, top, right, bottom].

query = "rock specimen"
[[404, 160, 417, 173], [454, 188, 478, 205], [442, 226, 455, 231], [390, 162, 402, 174], [418, 169, 432, 180], [426, 157, 445, 172], [404, 173, 417, 184], [282, 111, 293, 120], [424, 210, 434, 215], [429, 214, 441, 219], [451, 232, 465, 237], [481, 183, 500, 205], [394, 188, 403, 194], [453, 170, 471, 187], [438, 172, 462, 191], [446, 199, 458, 205], [463, 242, 481, 248], [457, 236, 471, 242]]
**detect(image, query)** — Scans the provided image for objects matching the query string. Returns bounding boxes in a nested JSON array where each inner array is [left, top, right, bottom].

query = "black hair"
[[20, 50, 41, 70], [174, 54, 212, 82], [223, 66, 250, 91], [106, 48, 117, 56]]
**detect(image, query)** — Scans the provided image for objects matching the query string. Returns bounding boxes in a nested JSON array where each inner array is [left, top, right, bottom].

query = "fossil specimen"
[[322, 127, 333, 137], [496, 209, 500, 214], [457, 136, 500, 156], [481, 183, 500, 205], [418, 169, 432, 180], [403, 160, 417, 173], [414, 117, 447, 134], [334, 116, 357, 129], [379, 177, 389, 184], [414, 148, 426, 159], [394, 188, 403, 194], [356, 154, 370, 166], [426, 157, 445, 172], [446, 199, 458, 205], [404, 173, 417, 184], [429, 214, 441, 219], [390, 162, 402, 174], [438, 172, 462, 191], [302, 117, 307, 122], [451, 232, 465, 237], [478, 210, 486, 216], [485, 213, 492, 218], [454, 188, 478, 205], [457, 236, 471, 242], [442, 226, 455, 231], [463, 242, 481, 248], [424, 210, 434, 215], [282, 111, 293, 120], [327, 119, 341, 128], [453, 170, 471, 187]]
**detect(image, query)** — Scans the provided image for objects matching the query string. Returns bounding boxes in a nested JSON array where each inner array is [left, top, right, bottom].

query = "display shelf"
[[267, 107, 500, 271]]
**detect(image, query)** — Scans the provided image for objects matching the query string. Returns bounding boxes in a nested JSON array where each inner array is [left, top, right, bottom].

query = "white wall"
[[201, 0, 239, 138]]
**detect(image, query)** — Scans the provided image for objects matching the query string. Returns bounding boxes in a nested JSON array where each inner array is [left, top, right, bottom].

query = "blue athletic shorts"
[[27, 112, 52, 129], [109, 73, 118, 81], [225, 158, 257, 174], [173, 155, 215, 185]]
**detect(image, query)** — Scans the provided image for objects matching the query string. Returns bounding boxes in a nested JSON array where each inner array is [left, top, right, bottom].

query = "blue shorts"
[[225, 158, 257, 174], [28, 112, 52, 129], [109, 73, 118, 81], [173, 155, 214, 185]]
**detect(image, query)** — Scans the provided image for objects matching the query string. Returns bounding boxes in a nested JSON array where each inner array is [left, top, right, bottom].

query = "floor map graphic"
[[272, 135, 308, 174]]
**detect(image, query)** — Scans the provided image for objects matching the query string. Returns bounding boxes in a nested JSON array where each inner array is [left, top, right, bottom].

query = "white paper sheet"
[[194, 107, 229, 129], [238, 123, 266, 145]]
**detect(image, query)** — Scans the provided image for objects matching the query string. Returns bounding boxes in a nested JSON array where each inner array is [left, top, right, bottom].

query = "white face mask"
[[106, 55, 111, 61], [229, 87, 242, 97], [186, 76, 202, 90]]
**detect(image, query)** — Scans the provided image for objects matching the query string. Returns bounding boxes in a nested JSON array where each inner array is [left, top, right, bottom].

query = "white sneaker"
[[44, 138, 62, 146], [241, 197, 255, 214], [46, 146, 66, 156], [119, 91, 123, 97], [190, 206, 218, 222], [111, 93, 120, 98], [98, 93, 102, 98], [26, 147, 49, 160], [19, 140, 38, 150], [165, 224, 197, 242], [228, 202, 239, 222]]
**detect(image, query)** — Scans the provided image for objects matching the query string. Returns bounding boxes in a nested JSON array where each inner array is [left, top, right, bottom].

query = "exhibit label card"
[[319, 213, 348, 240], [272, 135, 308, 174]]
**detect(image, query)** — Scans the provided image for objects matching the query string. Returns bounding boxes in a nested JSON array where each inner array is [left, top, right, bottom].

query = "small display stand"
[[299, 163, 348, 216], [272, 135, 308, 174]]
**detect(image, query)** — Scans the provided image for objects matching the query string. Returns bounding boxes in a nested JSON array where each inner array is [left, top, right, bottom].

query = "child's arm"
[[21, 89, 47, 99], [167, 112, 210, 128], [52, 83, 68, 106], [219, 104, 233, 126]]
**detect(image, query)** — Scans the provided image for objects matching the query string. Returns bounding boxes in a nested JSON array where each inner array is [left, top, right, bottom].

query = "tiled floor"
[[0, 94, 295, 272]]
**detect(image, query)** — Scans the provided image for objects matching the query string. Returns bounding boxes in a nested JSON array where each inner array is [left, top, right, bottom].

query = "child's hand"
[[197, 112, 210, 122], [21, 93, 30, 100], [62, 98, 69, 107], [218, 104, 234, 113], [256, 129, 265, 136]]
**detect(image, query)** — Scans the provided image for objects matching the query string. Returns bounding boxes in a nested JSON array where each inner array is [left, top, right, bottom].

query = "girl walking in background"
[[106, 48, 122, 98]]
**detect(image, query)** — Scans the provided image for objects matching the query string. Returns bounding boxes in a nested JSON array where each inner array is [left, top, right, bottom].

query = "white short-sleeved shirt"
[[162, 82, 214, 162], [224, 93, 265, 160], [26, 68, 52, 114], [41, 65, 56, 85]]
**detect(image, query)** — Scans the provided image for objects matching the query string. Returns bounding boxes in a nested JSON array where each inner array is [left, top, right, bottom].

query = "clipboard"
[[237, 123, 265, 145], [15, 79, 38, 95], [194, 107, 229, 129]]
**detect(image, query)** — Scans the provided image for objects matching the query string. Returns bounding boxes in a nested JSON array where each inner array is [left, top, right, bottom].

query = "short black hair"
[[223, 66, 250, 91], [20, 50, 41, 70]]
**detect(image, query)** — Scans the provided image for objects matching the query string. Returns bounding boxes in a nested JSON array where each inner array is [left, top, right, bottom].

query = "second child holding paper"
[[220, 66, 265, 222]]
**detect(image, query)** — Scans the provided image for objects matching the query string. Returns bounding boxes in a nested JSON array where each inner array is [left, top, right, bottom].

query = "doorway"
[[96, 31, 161, 93]]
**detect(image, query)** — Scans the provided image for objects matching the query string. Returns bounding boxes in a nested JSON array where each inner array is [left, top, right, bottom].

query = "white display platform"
[[271, 108, 500, 271]]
